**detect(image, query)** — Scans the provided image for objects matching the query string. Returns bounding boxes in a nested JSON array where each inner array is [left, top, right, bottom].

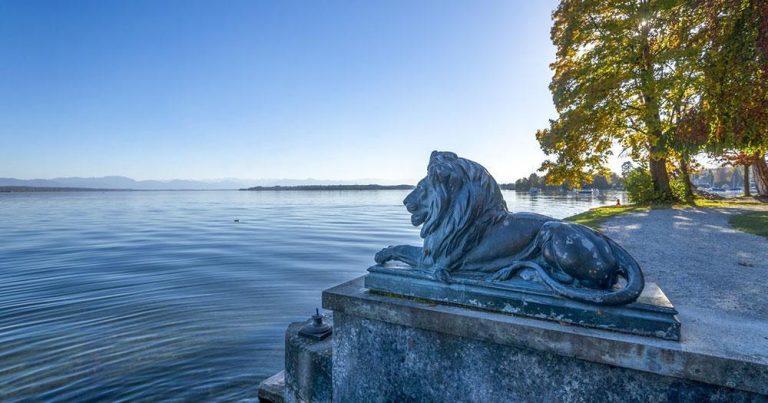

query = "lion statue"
[[374, 151, 644, 306]]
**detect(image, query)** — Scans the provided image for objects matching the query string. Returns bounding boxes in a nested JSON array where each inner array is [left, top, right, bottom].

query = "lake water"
[[0, 190, 625, 401]]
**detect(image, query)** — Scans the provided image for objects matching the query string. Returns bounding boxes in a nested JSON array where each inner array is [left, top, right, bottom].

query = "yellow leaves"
[[539, 0, 701, 188]]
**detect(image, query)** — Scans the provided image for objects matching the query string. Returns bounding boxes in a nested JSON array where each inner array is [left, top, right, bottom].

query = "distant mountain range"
[[0, 176, 414, 190]]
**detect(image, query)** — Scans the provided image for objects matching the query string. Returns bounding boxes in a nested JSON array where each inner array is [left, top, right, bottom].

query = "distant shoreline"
[[0, 186, 130, 193], [240, 184, 415, 191], [1, 185, 417, 193], [0, 186, 233, 192]]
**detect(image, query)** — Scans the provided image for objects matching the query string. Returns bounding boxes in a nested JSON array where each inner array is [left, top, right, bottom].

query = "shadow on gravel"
[[601, 208, 767, 319]]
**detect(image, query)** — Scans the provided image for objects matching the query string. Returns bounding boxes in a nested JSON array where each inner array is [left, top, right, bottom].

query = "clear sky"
[[1, 0, 563, 183]]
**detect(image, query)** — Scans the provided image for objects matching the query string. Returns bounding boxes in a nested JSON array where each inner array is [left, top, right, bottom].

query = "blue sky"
[[1, 0, 562, 183]]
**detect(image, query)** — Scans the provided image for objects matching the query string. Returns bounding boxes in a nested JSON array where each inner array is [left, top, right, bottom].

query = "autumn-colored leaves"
[[538, 0, 768, 199]]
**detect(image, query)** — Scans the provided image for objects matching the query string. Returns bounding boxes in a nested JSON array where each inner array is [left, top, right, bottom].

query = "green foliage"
[[669, 177, 691, 202], [624, 168, 654, 203], [514, 173, 544, 191], [534, 0, 768, 199], [700, 0, 768, 154], [624, 168, 676, 204], [537, 0, 706, 197], [699, 0, 768, 196], [512, 171, 620, 191]]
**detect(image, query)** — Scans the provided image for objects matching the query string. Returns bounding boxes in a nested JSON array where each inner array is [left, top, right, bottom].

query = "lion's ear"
[[429, 151, 441, 167], [429, 151, 458, 166]]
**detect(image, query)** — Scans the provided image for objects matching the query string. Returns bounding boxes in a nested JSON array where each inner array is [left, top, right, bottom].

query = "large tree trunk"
[[649, 157, 671, 195], [638, 22, 673, 200], [753, 153, 768, 196], [744, 164, 751, 196], [648, 141, 671, 197]]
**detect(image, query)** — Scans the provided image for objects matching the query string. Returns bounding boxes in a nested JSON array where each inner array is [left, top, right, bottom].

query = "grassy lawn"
[[691, 197, 768, 208], [565, 196, 767, 230], [729, 211, 768, 239], [565, 205, 650, 229]]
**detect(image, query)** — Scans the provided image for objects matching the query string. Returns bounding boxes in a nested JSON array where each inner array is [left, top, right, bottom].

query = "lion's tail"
[[521, 236, 644, 306]]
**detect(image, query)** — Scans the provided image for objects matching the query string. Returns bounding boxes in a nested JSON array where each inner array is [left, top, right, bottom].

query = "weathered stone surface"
[[323, 277, 768, 400], [366, 264, 680, 340], [284, 317, 333, 403], [258, 370, 285, 403], [332, 312, 763, 402]]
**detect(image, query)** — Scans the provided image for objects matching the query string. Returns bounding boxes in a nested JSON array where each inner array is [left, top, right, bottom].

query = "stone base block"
[[324, 277, 767, 402], [366, 265, 681, 340], [258, 370, 285, 403], [284, 316, 333, 403]]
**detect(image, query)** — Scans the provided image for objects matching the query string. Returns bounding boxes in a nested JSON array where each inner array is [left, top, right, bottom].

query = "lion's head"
[[405, 151, 508, 269]]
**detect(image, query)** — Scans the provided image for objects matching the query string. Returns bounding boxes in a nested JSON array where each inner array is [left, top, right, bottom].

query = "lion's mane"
[[421, 151, 508, 270]]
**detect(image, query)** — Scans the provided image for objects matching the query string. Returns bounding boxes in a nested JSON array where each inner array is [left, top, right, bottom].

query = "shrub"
[[624, 168, 676, 204], [624, 168, 653, 203], [670, 177, 690, 202]]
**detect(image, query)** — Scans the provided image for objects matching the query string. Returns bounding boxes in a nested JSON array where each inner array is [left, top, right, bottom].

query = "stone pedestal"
[[323, 276, 768, 402], [283, 316, 333, 403], [258, 371, 285, 403], [366, 264, 681, 340]]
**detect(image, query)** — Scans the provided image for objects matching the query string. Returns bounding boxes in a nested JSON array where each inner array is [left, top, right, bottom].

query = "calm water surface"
[[0, 190, 625, 401]]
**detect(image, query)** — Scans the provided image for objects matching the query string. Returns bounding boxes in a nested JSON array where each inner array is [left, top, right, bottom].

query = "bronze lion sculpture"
[[374, 151, 644, 305]]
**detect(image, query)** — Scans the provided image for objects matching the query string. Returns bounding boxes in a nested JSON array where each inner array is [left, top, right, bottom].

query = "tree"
[[755, 158, 768, 195], [515, 177, 531, 191], [609, 172, 624, 189], [538, 0, 705, 201], [700, 0, 768, 196], [529, 173, 542, 189], [590, 174, 611, 189]]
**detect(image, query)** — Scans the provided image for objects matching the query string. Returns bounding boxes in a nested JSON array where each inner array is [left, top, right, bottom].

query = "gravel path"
[[601, 207, 768, 321]]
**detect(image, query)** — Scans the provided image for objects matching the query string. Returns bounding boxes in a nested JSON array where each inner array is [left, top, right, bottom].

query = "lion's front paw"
[[374, 247, 393, 264], [433, 268, 452, 284]]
